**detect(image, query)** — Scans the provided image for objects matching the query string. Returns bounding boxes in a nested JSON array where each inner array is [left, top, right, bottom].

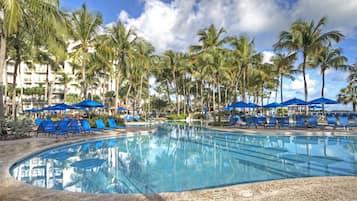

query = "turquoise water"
[[11, 124, 357, 194]]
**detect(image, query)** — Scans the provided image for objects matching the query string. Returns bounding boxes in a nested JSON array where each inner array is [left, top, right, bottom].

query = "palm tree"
[[338, 84, 356, 112], [190, 24, 227, 112], [68, 3, 102, 99], [104, 20, 137, 111], [271, 52, 297, 102], [57, 71, 73, 102], [229, 35, 261, 102], [274, 17, 344, 116], [315, 46, 347, 97], [0, 0, 61, 126]]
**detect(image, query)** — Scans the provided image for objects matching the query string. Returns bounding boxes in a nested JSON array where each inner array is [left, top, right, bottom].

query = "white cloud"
[[286, 74, 319, 98], [116, 0, 357, 53], [262, 51, 275, 64]]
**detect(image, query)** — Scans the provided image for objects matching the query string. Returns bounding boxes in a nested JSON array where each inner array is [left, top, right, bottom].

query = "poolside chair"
[[134, 115, 140, 121], [68, 119, 83, 134], [308, 116, 319, 128], [80, 119, 102, 133], [56, 120, 70, 136], [35, 118, 43, 126], [95, 119, 113, 130], [265, 117, 276, 128], [337, 116, 351, 130], [108, 118, 126, 129], [295, 116, 306, 128], [278, 117, 290, 128]]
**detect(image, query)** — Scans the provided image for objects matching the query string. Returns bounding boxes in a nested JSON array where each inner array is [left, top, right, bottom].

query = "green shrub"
[[208, 121, 228, 126], [167, 113, 188, 120], [193, 113, 205, 119]]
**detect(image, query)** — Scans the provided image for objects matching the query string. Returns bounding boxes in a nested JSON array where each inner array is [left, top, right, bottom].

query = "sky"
[[61, 0, 357, 111]]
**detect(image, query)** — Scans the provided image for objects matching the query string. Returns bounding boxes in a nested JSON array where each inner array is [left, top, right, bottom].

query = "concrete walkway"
[[0, 127, 357, 201]]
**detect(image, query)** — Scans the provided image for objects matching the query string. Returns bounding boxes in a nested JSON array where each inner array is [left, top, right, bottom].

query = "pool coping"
[[1, 125, 357, 201]]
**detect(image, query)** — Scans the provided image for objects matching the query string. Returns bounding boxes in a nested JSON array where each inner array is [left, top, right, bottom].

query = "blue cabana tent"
[[281, 98, 308, 106], [73, 100, 104, 108], [223, 106, 234, 111], [263, 102, 284, 108]]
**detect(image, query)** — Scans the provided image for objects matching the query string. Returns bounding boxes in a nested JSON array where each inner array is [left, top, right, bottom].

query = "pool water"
[[11, 124, 357, 194]]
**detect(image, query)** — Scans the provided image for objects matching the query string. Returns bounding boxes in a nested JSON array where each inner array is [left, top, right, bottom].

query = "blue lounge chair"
[[327, 116, 338, 128], [108, 118, 126, 129], [338, 116, 350, 130], [278, 117, 290, 128], [295, 116, 306, 128], [35, 118, 42, 126], [308, 116, 319, 128], [80, 119, 101, 133], [95, 119, 113, 130], [265, 117, 276, 128], [351, 116, 357, 128], [68, 119, 83, 134], [56, 120, 70, 136], [134, 115, 140, 121], [37, 120, 55, 135]]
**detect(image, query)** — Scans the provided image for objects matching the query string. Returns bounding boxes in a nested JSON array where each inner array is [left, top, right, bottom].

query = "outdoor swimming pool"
[[11, 124, 357, 194]]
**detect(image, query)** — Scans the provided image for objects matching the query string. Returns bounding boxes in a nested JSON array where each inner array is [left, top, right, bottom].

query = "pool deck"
[[1, 126, 357, 201]]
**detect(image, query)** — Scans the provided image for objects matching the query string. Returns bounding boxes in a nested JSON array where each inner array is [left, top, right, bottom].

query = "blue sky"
[[61, 0, 357, 111]]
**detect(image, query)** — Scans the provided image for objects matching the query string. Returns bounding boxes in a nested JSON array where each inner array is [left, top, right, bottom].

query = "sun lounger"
[[68, 119, 83, 134], [308, 116, 319, 128], [80, 119, 102, 133], [295, 116, 306, 128], [108, 118, 126, 129], [278, 117, 290, 128], [337, 116, 351, 130], [95, 119, 113, 130], [265, 117, 276, 128], [326, 116, 338, 128]]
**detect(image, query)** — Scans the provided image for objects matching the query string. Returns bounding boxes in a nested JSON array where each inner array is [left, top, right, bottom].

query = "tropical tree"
[[274, 17, 344, 116], [314, 46, 347, 97], [338, 64, 356, 112], [271, 52, 297, 102], [68, 3, 102, 99], [57, 71, 73, 102]]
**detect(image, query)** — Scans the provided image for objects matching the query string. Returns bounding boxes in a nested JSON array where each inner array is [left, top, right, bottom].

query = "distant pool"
[[10, 124, 357, 194]]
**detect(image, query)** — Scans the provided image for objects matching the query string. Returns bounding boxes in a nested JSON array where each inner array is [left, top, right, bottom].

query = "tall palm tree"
[[104, 20, 137, 111], [338, 84, 356, 112], [271, 52, 297, 102], [274, 17, 344, 116], [190, 24, 227, 112], [229, 35, 261, 102], [315, 46, 347, 97], [0, 0, 61, 126], [68, 3, 102, 99]]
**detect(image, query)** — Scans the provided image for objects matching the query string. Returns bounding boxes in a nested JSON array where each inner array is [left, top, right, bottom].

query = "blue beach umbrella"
[[73, 100, 104, 108], [309, 97, 338, 105], [281, 98, 308, 106], [230, 101, 249, 108], [309, 105, 322, 109], [263, 102, 284, 108], [117, 106, 128, 111], [223, 106, 234, 111], [42, 103, 77, 111], [24, 108, 42, 112], [247, 102, 260, 108]]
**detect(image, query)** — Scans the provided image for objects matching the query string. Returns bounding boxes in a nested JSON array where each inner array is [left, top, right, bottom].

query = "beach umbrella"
[[247, 102, 260, 108], [24, 108, 42, 112], [309, 105, 322, 109], [263, 102, 284, 108], [73, 99, 104, 108], [281, 98, 308, 106], [223, 106, 234, 111], [117, 106, 128, 111], [309, 97, 338, 105], [42, 103, 78, 111], [230, 101, 249, 108]]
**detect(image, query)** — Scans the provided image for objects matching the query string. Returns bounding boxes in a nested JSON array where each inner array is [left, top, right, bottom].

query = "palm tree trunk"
[[0, 21, 7, 129], [303, 55, 308, 116], [82, 59, 87, 99], [280, 74, 283, 102], [353, 102, 356, 112], [63, 85, 67, 102], [173, 73, 179, 115], [217, 81, 221, 122], [125, 84, 132, 105], [200, 80, 204, 114], [45, 64, 48, 104], [12, 38, 21, 120], [321, 70, 325, 98], [115, 74, 121, 114]]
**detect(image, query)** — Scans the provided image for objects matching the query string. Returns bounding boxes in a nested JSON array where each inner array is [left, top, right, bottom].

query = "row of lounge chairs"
[[36, 118, 125, 137], [227, 115, 357, 130]]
